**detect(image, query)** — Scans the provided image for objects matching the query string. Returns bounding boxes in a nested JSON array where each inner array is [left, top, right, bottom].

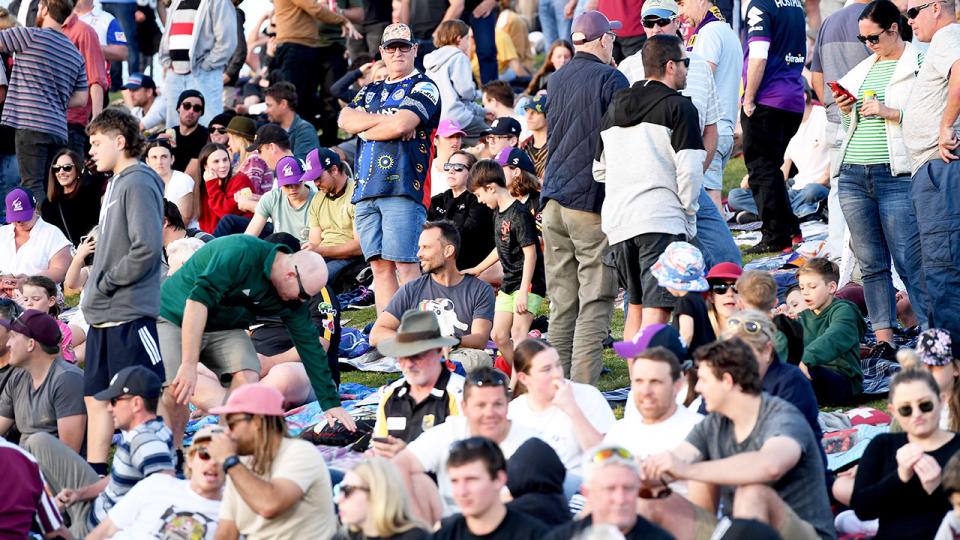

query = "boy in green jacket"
[[797, 257, 865, 405]]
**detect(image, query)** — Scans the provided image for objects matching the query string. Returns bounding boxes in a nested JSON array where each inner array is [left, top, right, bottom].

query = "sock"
[[89, 462, 108, 476], [176, 449, 185, 472]]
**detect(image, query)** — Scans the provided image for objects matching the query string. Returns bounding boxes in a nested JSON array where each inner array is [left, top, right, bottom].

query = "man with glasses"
[[641, 339, 834, 539], [32, 366, 175, 538], [338, 22, 442, 316], [483, 116, 521, 159], [157, 234, 355, 455], [206, 383, 336, 539], [544, 444, 673, 540], [393, 366, 537, 524], [903, 0, 960, 335], [170, 90, 209, 178]]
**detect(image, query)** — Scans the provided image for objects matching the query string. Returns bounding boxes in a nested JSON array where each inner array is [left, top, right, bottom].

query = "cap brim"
[[245, 140, 263, 152], [642, 8, 675, 18], [377, 336, 460, 358], [208, 403, 249, 416], [301, 168, 324, 183], [609, 20, 623, 30], [613, 340, 644, 359], [707, 272, 742, 281], [5, 209, 33, 223], [121, 83, 142, 91], [382, 38, 415, 47], [437, 129, 467, 137], [277, 179, 303, 187], [93, 384, 126, 402]]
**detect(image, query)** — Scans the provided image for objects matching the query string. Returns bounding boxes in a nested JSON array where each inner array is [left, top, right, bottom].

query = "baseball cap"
[[650, 241, 709, 292], [642, 0, 680, 19], [246, 123, 290, 152], [301, 147, 341, 183], [0, 309, 61, 347], [209, 383, 286, 417], [190, 425, 225, 446], [706, 262, 744, 282], [5, 187, 35, 223], [275, 156, 304, 186], [93, 365, 163, 402], [523, 94, 547, 113], [495, 147, 536, 175], [916, 329, 960, 367], [381, 22, 415, 47], [437, 119, 467, 138], [571, 10, 622, 45], [613, 323, 688, 361], [122, 72, 156, 91], [488, 117, 521, 137]]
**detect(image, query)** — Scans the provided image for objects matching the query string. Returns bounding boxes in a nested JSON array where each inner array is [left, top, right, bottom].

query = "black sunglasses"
[[383, 43, 413, 53], [52, 164, 75, 173], [467, 370, 509, 389], [225, 413, 255, 430], [211, 127, 228, 134], [856, 29, 888, 44], [662, 57, 690, 67], [906, 1, 938, 18], [181, 102, 204, 113], [639, 478, 673, 499], [110, 395, 134, 406], [334, 483, 370, 499], [642, 15, 675, 28], [294, 265, 310, 301], [443, 162, 469, 172], [897, 400, 935, 417], [711, 283, 738, 295]]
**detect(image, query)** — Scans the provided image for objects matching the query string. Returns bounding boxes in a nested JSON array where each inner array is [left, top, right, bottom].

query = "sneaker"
[[743, 238, 793, 255], [355, 265, 373, 286], [348, 286, 375, 309], [736, 211, 760, 224], [867, 341, 898, 362]]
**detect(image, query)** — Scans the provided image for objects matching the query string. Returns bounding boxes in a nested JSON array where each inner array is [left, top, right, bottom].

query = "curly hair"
[[87, 107, 145, 158]]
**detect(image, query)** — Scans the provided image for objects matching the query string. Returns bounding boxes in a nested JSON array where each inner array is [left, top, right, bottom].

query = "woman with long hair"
[[704, 262, 743, 337], [225, 115, 272, 195], [144, 140, 198, 228], [901, 329, 960, 432], [194, 142, 255, 233], [335, 458, 428, 540], [525, 39, 573, 95], [41, 149, 103, 246]]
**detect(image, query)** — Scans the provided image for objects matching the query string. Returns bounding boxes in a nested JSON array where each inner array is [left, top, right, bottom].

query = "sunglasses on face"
[[334, 483, 370, 499], [857, 29, 888, 44], [225, 413, 254, 430], [662, 57, 691, 67], [604, 31, 617, 42], [211, 127, 228, 134], [906, 1, 938, 18], [52, 164, 75, 173], [897, 400, 935, 417], [443, 162, 469, 172], [294, 265, 310, 301], [110, 395, 134, 406], [711, 283, 737, 295], [383, 44, 413, 54], [195, 446, 211, 460], [642, 15, 675, 28], [181, 102, 204, 113]]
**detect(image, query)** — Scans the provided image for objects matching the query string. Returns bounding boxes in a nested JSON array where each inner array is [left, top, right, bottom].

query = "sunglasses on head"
[[856, 29, 889, 44], [662, 57, 690, 67], [467, 370, 509, 389], [906, 1, 938, 18], [590, 446, 633, 464], [52, 164, 75, 173], [181, 102, 203, 113], [727, 317, 773, 340], [443, 162, 469, 172], [897, 400, 935, 417], [642, 15, 675, 28], [711, 283, 737, 295], [211, 127, 228, 134]]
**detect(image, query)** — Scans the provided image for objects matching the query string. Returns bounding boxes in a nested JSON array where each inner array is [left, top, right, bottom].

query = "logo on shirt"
[[113, 31, 126, 42], [746, 6, 763, 30], [391, 88, 406, 101], [422, 414, 436, 431], [418, 298, 467, 336], [157, 507, 216, 538], [411, 81, 440, 105], [785, 52, 806, 64]]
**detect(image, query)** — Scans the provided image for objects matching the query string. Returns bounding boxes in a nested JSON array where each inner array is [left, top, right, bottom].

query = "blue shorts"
[[83, 317, 166, 395], [354, 196, 426, 263], [703, 134, 734, 191]]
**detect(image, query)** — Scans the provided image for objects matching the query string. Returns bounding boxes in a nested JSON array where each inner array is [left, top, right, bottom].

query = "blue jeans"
[[839, 163, 928, 331], [0, 154, 18, 221], [693, 186, 742, 269], [539, 0, 571, 51], [101, 2, 139, 90], [324, 256, 363, 285], [468, 9, 498, 84], [212, 214, 274, 238], [728, 183, 828, 219], [354, 196, 426, 263], [912, 159, 960, 334]]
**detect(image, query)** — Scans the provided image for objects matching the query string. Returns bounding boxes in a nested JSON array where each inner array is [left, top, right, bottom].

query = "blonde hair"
[[347, 458, 428, 536], [251, 415, 287, 476], [720, 309, 777, 354]]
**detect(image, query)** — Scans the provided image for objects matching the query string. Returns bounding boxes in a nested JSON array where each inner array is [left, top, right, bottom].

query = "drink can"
[[863, 90, 877, 100]]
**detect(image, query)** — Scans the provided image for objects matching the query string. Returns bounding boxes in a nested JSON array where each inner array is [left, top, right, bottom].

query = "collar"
[[398, 365, 451, 399], [572, 51, 604, 64], [62, 14, 77, 28], [385, 69, 420, 84], [691, 6, 724, 37], [262, 242, 289, 282]]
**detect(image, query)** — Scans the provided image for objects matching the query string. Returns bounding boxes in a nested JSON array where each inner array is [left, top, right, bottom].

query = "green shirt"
[[255, 188, 315, 245], [843, 59, 896, 165], [159, 235, 340, 410], [798, 298, 866, 395]]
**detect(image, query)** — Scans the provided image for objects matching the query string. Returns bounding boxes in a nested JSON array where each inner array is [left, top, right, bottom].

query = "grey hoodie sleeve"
[[97, 179, 164, 296], [197, 0, 238, 71], [450, 53, 481, 103]]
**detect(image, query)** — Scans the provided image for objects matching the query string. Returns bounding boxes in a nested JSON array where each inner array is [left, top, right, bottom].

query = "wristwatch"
[[223, 455, 241, 473]]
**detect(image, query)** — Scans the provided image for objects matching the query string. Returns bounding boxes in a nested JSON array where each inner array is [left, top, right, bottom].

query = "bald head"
[[271, 250, 329, 302]]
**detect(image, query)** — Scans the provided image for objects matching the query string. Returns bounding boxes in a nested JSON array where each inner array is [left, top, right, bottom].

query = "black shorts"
[[83, 317, 166, 396], [615, 233, 683, 309]]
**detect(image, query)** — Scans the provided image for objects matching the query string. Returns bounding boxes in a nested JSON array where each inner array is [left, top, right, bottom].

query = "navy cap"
[[488, 117, 521, 137], [94, 366, 163, 402]]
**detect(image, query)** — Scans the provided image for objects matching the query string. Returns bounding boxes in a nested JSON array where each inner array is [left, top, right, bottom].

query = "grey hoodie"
[[82, 162, 165, 325], [159, 0, 238, 72], [423, 45, 485, 129]]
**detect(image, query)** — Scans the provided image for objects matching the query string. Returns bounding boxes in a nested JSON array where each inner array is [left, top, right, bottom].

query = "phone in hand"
[[827, 81, 857, 103], [372, 436, 391, 444]]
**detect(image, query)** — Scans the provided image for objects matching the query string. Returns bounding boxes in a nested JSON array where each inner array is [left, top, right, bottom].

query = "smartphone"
[[372, 436, 391, 444], [827, 81, 857, 103]]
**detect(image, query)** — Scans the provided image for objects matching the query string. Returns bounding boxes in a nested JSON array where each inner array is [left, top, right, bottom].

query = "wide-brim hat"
[[377, 310, 459, 358], [226, 116, 257, 141], [650, 241, 709, 292]]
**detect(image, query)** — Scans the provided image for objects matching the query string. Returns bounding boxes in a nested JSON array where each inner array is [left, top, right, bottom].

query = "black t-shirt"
[[494, 200, 545, 296], [427, 189, 495, 271], [40, 175, 105, 245], [409, 0, 448, 39], [432, 509, 546, 540], [544, 515, 673, 540], [670, 292, 715, 354], [173, 124, 209, 172], [361, 0, 392, 25], [340, 527, 430, 540]]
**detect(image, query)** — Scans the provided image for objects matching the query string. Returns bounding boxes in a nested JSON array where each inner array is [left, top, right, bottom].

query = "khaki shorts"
[[157, 317, 261, 385], [690, 501, 818, 540]]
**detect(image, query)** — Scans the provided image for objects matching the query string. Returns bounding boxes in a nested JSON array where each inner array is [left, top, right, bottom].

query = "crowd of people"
[[0, 0, 959, 537]]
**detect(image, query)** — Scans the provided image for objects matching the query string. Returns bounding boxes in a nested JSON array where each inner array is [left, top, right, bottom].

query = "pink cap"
[[209, 383, 286, 417], [436, 119, 466, 138]]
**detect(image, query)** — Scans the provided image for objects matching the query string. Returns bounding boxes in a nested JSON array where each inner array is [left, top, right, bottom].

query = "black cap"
[[94, 366, 162, 402], [246, 123, 289, 152], [488, 117, 521, 137]]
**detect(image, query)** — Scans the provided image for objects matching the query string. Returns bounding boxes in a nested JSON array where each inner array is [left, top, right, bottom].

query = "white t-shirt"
[[106, 474, 221, 539], [784, 105, 829, 190], [0, 218, 71, 276], [430, 159, 448, 198], [508, 382, 616, 475], [164, 171, 199, 229], [407, 415, 538, 516]]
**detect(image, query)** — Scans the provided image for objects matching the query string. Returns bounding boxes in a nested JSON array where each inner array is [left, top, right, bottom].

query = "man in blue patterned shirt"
[[338, 22, 441, 315]]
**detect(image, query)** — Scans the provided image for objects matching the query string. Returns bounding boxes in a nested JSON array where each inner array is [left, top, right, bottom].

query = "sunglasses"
[[225, 413, 255, 430], [195, 446, 211, 460], [334, 483, 370, 500], [857, 29, 889, 44], [443, 162, 469, 172], [52, 164, 75, 173], [639, 478, 673, 499], [382, 44, 413, 53], [642, 15, 675, 28], [711, 283, 737, 295], [181, 102, 204, 113], [590, 446, 633, 464], [662, 57, 691, 67], [897, 400, 935, 417], [906, 1, 938, 18], [467, 370, 509, 389], [294, 265, 310, 301], [726, 317, 774, 340], [211, 127, 228, 134], [110, 395, 134, 406], [604, 31, 617, 42]]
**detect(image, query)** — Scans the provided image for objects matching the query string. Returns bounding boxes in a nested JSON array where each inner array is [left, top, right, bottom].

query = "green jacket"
[[160, 235, 340, 410], [798, 298, 865, 395]]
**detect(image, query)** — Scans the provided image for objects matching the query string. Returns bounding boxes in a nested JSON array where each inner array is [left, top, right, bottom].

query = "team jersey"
[[742, 0, 806, 113], [349, 70, 441, 207]]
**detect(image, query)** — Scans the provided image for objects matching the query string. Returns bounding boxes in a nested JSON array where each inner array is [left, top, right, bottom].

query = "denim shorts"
[[702, 134, 733, 191], [354, 196, 426, 263]]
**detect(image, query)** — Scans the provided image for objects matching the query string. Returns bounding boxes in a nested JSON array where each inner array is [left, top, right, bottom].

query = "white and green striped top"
[[843, 59, 898, 165]]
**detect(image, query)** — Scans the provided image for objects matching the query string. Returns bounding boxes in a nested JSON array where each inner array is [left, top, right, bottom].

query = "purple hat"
[[275, 156, 304, 186], [916, 329, 960, 367], [613, 323, 688, 360], [571, 11, 622, 45], [0, 309, 61, 347], [437, 119, 467, 138], [495, 147, 536, 175], [301, 148, 342, 183], [650, 241, 709, 292], [5, 187, 36, 223], [488, 117, 521, 137]]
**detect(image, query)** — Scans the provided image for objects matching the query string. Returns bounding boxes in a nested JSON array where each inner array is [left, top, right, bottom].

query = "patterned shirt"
[[520, 136, 548, 178], [349, 70, 441, 207], [0, 26, 87, 142]]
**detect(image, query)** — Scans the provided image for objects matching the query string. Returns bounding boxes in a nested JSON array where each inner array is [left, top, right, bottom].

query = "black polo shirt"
[[374, 366, 464, 442]]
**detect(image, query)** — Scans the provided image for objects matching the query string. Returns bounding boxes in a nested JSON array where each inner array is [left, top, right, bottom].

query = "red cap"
[[706, 262, 743, 281]]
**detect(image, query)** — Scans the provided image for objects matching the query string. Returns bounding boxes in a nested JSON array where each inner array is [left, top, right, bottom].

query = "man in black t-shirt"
[[431, 436, 546, 540], [170, 90, 209, 177]]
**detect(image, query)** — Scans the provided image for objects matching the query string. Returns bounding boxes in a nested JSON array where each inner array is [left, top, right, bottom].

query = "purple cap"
[[437, 119, 467, 138], [275, 156, 304, 186], [571, 10, 622, 44], [5, 187, 36, 223], [613, 323, 688, 361], [301, 148, 341, 183], [495, 147, 536, 175], [0, 309, 62, 347]]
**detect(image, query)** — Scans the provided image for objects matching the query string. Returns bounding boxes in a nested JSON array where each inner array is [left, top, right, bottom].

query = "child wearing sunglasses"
[[650, 241, 715, 354]]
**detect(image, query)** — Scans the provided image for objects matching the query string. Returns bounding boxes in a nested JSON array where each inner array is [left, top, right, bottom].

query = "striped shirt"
[[843, 59, 897, 165], [0, 27, 86, 142], [521, 136, 548, 178], [0, 438, 64, 536], [89, 417, 175, 530], [168, 0, 200, 74]]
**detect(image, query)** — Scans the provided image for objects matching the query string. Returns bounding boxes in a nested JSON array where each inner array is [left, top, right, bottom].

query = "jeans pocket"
[[918, 220, 956, 268]]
